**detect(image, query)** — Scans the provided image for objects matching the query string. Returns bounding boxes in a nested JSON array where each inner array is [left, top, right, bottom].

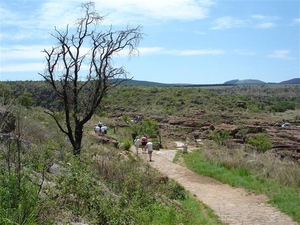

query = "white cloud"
[[255, 22, 276, 29], [292, 18, 300, 24], [194, 30, 206, 35], [0, 43, 225, 74], [0, 0, 215, 44], [0, 45, 46, 61], [92, 0, 214, 22], [251, 14, 279, 29], [234, 49, 256, 56], [113, 46, 165, 57], [106, 46, 224, 57], [210, 14, 280, 30], [211, 16, 245, 30], [138, 47, 165, 55], [0, 63, 44, 73], [267, 50, 292, 60], [11, 0, 214, 29], [37, 1, 83, 29], [171, 49, 224, 56]]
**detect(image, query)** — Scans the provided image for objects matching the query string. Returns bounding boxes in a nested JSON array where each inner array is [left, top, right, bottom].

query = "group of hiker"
[[94, 121, 108, 134], [94, 121, 153, 161], [134, 135, 153, 162]]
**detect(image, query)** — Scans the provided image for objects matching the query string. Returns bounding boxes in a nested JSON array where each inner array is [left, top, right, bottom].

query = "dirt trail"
[[137, 143, 298, 225]]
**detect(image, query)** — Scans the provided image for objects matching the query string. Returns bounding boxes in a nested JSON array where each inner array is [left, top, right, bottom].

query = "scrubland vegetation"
[[1, 81, 300, 224]]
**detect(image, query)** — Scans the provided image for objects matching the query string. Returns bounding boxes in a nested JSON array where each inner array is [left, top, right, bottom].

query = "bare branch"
[[40, 2, 144, 155]]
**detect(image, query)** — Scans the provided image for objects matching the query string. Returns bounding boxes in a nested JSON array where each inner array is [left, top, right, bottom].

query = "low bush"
[[122, 139, 132, 151], [0, 170, 40, 224], [247, 133, 272, 152], [207, 130, 231, 146]]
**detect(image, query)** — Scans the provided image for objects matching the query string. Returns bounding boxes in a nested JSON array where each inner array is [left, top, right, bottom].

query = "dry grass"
[[200, 140, 300, 188]]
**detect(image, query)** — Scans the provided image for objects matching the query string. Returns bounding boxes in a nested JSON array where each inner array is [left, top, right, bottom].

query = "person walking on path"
[[141, 135, 147, 153], [145, 140, 153, 162], [134, 136, 140, 154]]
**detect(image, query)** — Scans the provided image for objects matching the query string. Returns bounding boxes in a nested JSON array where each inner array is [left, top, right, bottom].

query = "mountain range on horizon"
[[120, 77, 300, 87], [224, 78, 300, 85]]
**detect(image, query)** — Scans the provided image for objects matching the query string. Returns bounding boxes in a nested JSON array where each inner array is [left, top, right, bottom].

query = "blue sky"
[[0, 0, 299, 84]]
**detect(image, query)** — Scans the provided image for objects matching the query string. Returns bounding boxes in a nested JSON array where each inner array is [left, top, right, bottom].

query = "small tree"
[[0, 82, 13, 105], [39, 2, 143, 155], [247, 133, 272, 153], [207, 130, 231, 146], [140, 117, 159, 136], [18, 91, 34, 108]]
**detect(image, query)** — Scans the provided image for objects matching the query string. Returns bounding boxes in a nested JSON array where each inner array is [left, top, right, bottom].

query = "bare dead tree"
[[39, 2, 143, 155]]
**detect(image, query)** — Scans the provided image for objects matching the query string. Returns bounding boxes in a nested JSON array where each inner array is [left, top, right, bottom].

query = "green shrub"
[[121, 114, 131, 123], [140, 117, 159, 136], [18, 91, 34, 108], [122, 140, 132, 151], [247, 133, 272, 152], [271, 100, 295, 112], [154, 177, 186, 201], [0, 171, 40, 225], [207, 130, 231, 146], [166, 181, 186, 200]]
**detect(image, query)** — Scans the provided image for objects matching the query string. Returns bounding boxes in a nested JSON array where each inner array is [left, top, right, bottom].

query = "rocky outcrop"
[[158, 115, 300, 163], [94, 133, 119, 147]]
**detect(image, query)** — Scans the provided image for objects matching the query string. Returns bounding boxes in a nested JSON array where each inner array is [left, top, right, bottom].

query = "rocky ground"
[[129, 112, 300, 163]]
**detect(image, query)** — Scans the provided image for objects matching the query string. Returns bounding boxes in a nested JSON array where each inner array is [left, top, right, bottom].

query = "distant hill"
[[224, 78, 299, 85], [280, 78, 300, 84], [224, 79, 265, 85], [115, 79, 227, 87], [117, 78, 300, 87], [117, 79, 173, 87], [111, 78, 300, 87]]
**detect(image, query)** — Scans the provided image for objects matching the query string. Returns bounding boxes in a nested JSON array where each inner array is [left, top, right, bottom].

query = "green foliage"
[[18, 91, 34, 108], [271, 100, 295, 112], [0, 82, 13, 105], [165, 181, 186, 200], [207, 130, 231, 146], [121, 114, 131, 123], [59, 160, 98, 212], [140, 117, 159, 136], [122, 139, 132, 150], [130, 124, 140, 137], [86, 151, 205, 224], [3, 82, 300, 118], [247, 133, 272, 152], [0, 170, 39, 225], [247, 105, 261, 113]]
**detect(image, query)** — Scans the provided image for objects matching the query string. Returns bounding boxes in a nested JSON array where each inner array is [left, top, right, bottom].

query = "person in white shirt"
[[145, 140, 153, 162], [101, 125, 107, 134], [134, 137, 140, 154], [94, 125, 100, 134]]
